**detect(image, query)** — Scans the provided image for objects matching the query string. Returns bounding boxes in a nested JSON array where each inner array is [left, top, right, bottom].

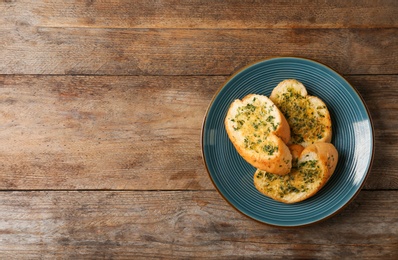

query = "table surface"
[[1, 1, 397, 259]]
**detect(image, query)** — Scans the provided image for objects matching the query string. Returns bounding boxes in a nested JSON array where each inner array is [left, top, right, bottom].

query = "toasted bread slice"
[[225, 94, 292, 175], [254, 142, 338, 203], [270, 79, 332, 147]]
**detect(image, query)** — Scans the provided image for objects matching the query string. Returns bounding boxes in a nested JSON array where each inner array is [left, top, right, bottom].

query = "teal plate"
[[201, 57, 374, 227]]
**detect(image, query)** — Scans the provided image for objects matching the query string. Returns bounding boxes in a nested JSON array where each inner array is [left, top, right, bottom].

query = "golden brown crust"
[[288, 144, 305, 168], [305, 142, 338, 176], [225, 94, 292, 175], [253, 142, 338, 203]]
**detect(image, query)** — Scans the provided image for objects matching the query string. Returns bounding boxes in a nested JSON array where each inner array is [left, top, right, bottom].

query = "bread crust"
[[225, 94, 292, 175], [254, 142, 338, 203], [288, 144, 305, 168], [270, 79, 332, 147]]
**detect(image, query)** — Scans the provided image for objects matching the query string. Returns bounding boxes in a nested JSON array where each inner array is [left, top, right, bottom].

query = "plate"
[[201, 57, 374, 227]]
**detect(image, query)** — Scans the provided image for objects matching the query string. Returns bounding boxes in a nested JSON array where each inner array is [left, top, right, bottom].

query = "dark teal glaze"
[[202, 57, 374, 227]]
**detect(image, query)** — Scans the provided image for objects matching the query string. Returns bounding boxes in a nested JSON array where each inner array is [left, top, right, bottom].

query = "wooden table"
[[1, 1, 397, 258]]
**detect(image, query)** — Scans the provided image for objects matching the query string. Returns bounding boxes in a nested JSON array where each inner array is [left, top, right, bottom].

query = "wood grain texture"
[[1, 0, 397, 29], [0, 190, 396, 259], [0, 75, 396, 190], [0, 75, 220, 190], [1, 27, 397, 75]]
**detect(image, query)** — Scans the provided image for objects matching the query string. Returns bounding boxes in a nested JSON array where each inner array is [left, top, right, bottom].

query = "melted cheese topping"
[[273, 88, 327, 145], [255, 159, 322, 200], [230, 97, 279, 155]]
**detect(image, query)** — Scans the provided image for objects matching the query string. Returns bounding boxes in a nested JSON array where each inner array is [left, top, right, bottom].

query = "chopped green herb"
[[262, 144, 278, 155]]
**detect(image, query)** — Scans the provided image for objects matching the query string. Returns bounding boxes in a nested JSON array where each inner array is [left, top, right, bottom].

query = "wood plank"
[[0, 190, 396, 258], [1, 0, 397, 29], [0, 75, 397, 190], [1, 27, 397, 75], [0, 75, 219, 190]]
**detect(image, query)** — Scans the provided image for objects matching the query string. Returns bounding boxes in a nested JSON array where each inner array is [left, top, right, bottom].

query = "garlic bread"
[[270, 79, 332, 147], [225, 94, 292, 175], [254, 142, 338, 203]]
